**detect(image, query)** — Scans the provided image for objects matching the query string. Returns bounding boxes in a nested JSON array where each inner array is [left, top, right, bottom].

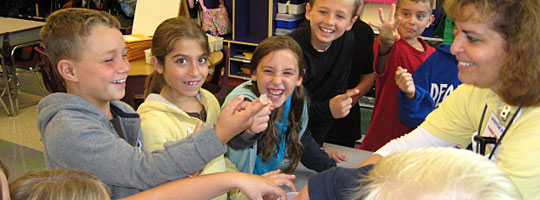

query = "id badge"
[[481, 113, 505, 159]]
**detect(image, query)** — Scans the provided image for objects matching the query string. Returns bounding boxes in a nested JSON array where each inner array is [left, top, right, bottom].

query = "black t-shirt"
[[288, 20, 374, 145]]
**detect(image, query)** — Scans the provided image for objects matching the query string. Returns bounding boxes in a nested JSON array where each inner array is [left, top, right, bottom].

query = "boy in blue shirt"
[[395, 44, 461, 128]]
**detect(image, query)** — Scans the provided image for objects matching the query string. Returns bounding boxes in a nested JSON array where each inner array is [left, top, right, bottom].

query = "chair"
[[203, 46, 231, 100], [11, 42, 48, 96], [34, 46, 66, 93], [1, 53, 12, 115]]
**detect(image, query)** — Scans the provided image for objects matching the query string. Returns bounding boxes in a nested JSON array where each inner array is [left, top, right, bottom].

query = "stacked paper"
[[124, 34, 152, 61]]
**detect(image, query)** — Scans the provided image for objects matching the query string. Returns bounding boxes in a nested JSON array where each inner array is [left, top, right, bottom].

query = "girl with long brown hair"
[[225, 35, 336, 175]]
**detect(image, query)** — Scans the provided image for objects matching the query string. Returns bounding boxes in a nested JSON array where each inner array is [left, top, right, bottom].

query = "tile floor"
[[0, 76, 47, 182]]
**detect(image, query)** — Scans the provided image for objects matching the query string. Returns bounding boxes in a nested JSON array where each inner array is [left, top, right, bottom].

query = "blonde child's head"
[[356, 148, 522, 200], [248, 35, 306, 173], [395, 0, 435, 40], [144, 17, 210, 97], [309, 0, 361, 18], [10, 169, 111, 200], [40, 8, 129, 106], [305, 0, 359, 50], [397, 0, 432, 11], [40, 8, 120, 78]]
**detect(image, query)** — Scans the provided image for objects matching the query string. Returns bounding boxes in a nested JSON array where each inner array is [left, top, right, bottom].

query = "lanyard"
[[475, 104, 522, 160]]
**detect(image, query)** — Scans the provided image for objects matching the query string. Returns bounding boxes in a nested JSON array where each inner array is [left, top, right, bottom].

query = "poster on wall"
[[132, 0, 181, 36]]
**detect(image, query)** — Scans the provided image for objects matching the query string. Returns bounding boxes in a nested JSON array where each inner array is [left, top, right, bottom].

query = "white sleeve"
[[374, 126, 456, 157]]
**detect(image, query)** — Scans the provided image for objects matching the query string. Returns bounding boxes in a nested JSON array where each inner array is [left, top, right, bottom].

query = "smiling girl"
[[224, 36, 336, 176], [136, 17, 261, 200]]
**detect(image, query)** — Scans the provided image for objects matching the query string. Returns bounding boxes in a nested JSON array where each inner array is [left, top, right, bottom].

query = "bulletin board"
[[131, 0, 186, 36]]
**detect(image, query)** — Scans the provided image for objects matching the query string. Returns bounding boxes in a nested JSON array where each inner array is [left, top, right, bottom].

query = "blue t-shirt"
[[253, 95, 292, 175]]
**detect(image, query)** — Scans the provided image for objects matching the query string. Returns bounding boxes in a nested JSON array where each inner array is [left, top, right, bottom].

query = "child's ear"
[[57, 60, 78, 82], [152, 56, 164, 73], [251, 73, 257, 81], [427, 14, 435, 28], [305, 3, 312, 21], [345, 15, 358, 31], [296, 69, 306, 86]]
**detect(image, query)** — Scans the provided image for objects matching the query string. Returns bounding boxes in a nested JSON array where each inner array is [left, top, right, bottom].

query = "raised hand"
[[395, 66, 416, 100], [329, 89, 360, 119], [369, 4, 400, 51]]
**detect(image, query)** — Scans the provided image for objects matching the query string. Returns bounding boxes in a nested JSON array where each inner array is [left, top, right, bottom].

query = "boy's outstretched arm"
[[122, 171, 295, 200], [370, 4, 401, 73], [370, 4, 401, 54], [216, 95, 271, 144]]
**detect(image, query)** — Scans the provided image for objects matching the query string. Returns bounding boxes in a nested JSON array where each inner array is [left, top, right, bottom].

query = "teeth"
[[112, 79, 126, 84], [268, 89, 283, 96], [184, 81, 199, 86], [321, 28, 333, 33], [459, 61, 473, 66]]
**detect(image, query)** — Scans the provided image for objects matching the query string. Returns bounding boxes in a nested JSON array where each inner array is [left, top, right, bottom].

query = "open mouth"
[[184, 81, 200, 86], [458, 61, 474, 71], [459, 61, 473, 67], [112, 79, 126, 84], [268, 89, 284, 96], [320, 27, 334, 33]]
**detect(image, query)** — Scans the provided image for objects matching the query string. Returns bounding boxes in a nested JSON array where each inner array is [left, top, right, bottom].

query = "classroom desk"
[[291, 143, 372, 190], [0, 17, 45, 116]]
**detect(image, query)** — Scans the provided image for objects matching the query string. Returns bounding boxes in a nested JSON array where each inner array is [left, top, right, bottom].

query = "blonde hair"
[[10, 169, 111, 200], [445, 0, 540, 106], [397, 0, 433, 12], [144, 17, 210, 98], [354, 148, 522, 200], [39, 8, 120, 80], [309, 0, 360, 19]]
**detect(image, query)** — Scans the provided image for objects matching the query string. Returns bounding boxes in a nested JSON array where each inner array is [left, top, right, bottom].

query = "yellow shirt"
[[422, 84, 540, 199], [138, 89, 231, 200]]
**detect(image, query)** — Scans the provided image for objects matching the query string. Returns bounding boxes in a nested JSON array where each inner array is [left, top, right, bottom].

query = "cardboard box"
[[278, 3, 288, 14], [288, 3, 305, 14], [207, 34, 224, 52]]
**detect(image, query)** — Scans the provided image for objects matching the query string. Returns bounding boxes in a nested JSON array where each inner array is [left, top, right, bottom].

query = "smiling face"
[[251, 49, 303, 108], [450, 4, 507, 90], [396, 0, 434, 41], [67, 24, 129, 107], [156, 38, 209, 101], [305, 0, 357, 50]]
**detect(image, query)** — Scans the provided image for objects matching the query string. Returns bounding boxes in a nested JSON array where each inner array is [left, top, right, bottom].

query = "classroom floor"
[[0, 71, 47, 182], [0, 70, 373, 183]]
